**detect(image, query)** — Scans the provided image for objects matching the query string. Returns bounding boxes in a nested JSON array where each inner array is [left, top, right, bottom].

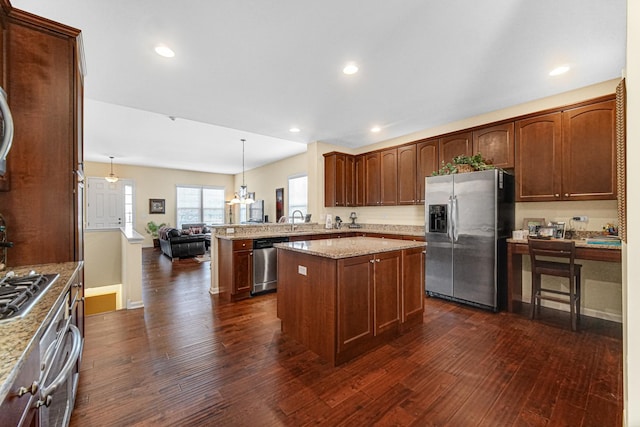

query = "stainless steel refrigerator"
[[425, 169, 514, 311]]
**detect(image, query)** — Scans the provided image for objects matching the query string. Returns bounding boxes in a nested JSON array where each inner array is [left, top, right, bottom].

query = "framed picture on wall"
[[149, 199, 165, 214]]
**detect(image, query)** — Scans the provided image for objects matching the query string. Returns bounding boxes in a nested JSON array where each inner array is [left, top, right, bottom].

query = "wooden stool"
[[528, 239, 582, 331]]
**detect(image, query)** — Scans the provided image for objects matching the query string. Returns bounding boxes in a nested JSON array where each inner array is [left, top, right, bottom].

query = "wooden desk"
[[507, 240, 622, 312]]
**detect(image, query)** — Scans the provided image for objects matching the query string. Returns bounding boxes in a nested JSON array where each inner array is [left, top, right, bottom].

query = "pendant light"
[[230, 139, 254, 204], [105, 156, 119, 183]]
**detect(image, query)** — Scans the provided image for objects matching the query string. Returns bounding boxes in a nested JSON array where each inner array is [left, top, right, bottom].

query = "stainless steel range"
[[0, 272, 59, 322], [0, 269, 83, 427]]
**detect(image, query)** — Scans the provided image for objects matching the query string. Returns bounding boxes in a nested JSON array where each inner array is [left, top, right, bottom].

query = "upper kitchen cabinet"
[[363, 148, 398, 206], [354, 154, 365, 206], [561, 100, 616, 201], [380, 148, 397, 205], [364, 152, 381, 206], [397, 144, 417, 205], [416, 138, 439, 204], [0, 6, 84, 266], [515, 97, 616, 202], [472, 122, 515, 169], [515, 113, 563, 201], [324, 152, 349, 207], [439, 131, 472, 165]]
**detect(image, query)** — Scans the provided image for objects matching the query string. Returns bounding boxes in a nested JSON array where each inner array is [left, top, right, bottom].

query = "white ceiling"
[[11, 0, 627, 174]]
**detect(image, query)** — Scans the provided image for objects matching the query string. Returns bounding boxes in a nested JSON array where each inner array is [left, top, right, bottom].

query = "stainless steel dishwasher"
[[252, 236, 289, 294]]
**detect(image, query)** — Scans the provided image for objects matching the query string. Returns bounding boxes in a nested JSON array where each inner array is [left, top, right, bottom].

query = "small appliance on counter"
[[348, 211, 362, 228], [334, 216, 342, 229]]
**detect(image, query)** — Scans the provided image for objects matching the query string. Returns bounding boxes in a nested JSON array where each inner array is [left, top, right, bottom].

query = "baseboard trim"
[[127, 300, 144, 310], [538, 299, 622, 323]]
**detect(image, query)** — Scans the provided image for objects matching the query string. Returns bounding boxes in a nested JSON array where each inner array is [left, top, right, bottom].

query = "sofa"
[[158, 226, 208, 260], [181, 223, 212, 250]]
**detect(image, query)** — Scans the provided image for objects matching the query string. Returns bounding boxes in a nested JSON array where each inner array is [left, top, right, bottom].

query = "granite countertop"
[[275, 236, 426, 259], [507, 238, 622, 251], [0, 261, 83, 404], [215, 225, 424, 241]]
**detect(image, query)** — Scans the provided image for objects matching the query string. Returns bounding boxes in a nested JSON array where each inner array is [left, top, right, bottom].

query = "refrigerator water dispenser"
[[428, 204, 448, 233]]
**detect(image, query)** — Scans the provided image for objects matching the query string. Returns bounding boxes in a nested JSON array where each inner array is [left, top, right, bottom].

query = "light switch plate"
[[298, 265, 307, 276]]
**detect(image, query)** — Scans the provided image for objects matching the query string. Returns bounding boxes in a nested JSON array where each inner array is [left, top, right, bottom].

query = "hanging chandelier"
[[105, 156, 119, 183], [230, 139, 254, 204]]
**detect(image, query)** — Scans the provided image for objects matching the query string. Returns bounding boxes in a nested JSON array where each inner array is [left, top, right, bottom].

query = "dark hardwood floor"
[[70, 248, 623, 426]]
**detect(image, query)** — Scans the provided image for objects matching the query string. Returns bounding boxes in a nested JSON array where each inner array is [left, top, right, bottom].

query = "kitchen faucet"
[[291, 210, 304, 231]]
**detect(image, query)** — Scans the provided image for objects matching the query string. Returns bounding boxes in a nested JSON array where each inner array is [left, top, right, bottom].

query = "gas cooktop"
[[0, 272, 59, 323]]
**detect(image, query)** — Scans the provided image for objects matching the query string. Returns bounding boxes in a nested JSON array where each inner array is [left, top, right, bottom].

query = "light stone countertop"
[[275, 236, 426, 259], [215, 224, 424, 241], [0, 261, 83, 404], [507, 238, 622, 251]]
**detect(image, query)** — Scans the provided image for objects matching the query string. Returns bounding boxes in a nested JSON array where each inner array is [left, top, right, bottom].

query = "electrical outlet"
[[298, 265, 307, 276], [572, 216, 589, 222]]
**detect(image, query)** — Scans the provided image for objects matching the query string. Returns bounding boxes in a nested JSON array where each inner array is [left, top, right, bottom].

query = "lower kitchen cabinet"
[[402, 246, 426, 328], [278, 246, 422, 365], [218, 239, 253, 300], [0, 345, 39, 427]]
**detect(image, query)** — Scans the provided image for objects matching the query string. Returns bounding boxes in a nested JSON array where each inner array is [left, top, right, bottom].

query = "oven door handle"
[[38, 324, 82, 407]]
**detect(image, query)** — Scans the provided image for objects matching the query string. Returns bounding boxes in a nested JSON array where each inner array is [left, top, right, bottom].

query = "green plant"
[[145, 221, 167, 238], [432, 153, 495, 176]]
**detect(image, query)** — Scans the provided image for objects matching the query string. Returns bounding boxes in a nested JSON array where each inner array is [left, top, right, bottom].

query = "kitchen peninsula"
[[275, 237, 425, 365]]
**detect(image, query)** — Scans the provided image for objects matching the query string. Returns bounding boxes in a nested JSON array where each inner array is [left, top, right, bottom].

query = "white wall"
[[624, 1, 639, 424]]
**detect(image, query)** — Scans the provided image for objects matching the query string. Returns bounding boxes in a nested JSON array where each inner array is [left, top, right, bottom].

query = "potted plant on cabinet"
[[432, 153, 494, 175], [145, 221, 166, 248]]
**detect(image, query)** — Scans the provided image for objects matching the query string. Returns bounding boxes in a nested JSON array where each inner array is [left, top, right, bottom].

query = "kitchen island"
[[275, 237, 425, 365]]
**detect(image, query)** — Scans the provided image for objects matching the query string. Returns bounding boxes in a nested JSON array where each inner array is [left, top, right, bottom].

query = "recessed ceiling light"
[[289, 127, 300, 133], [549, 65, 570, 76], [370, 126, 381, 133], [155, 45, 175, 58], [343, 63, 359, 75]]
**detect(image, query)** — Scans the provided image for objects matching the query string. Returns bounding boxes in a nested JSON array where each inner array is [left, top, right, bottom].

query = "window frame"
[[175, 185, 226, 227], [287, 173, 308, 220]]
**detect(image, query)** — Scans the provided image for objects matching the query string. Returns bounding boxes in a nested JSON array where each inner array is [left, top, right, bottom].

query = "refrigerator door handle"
[[447, 196, 453, 241], [452, 195, 459, 242]]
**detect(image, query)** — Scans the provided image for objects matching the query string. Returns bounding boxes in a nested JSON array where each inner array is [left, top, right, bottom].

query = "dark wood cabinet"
[[364, 152, 380, 206], [516, 112, 563, 201], [373, 251, 401, 335], [439, 131, 472, 165], [218, 238, 253, 300], [324, 152, 347, 207], [472, 122, 515, 169], [354, 154, 365, 206], [416, 138, 439, 204], [280, 246, 423, 365], [380, 148, 397, 205], [0, 342, 39, 427], [337, 254, 373, 354], [345, 154, 355, 206], [402, 246, 425, 328], [515, 98, 616, 202], [561, 100, 616, 201], [322, 98, 614, 208], [397, 144, 417, 205], [0, 6, 84, 266]]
